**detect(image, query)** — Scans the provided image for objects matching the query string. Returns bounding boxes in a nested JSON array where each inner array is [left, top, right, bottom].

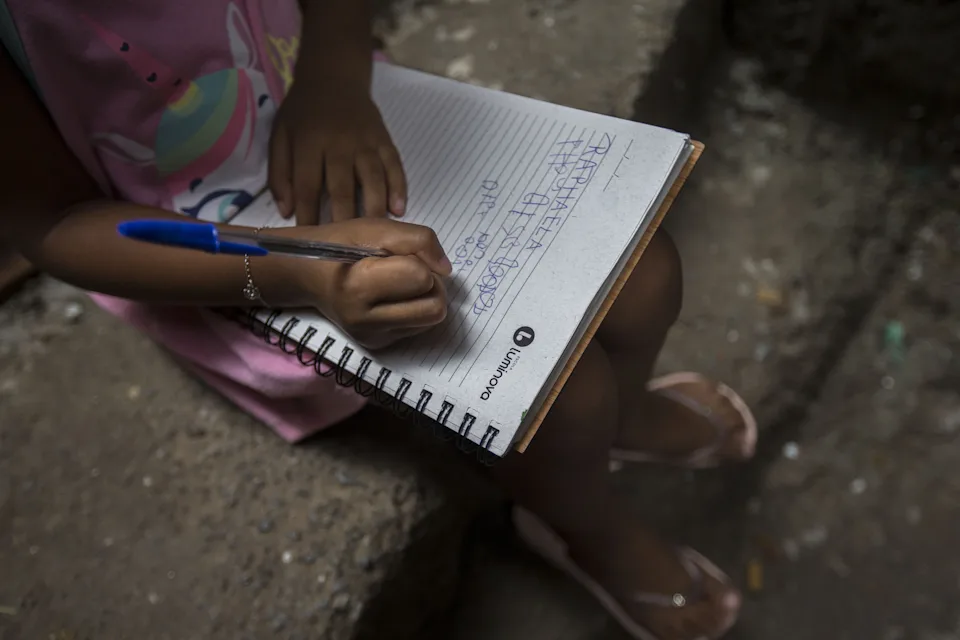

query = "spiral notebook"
[[228, 62, 702, 459]]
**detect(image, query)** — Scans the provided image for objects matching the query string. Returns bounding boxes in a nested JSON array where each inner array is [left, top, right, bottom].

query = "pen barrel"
[[218, 229, 389, 263]]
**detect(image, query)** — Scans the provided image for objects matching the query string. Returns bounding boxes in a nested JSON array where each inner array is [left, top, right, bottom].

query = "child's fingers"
[[326, 155, 357, 222], [353, 255, 439, 305], [293, 148, 323, 226], [372, 223, 452, 276], [379, 145, 407, 217], [268, 125, 294, 218], [355, 151, 388, 218], [367, 288, 448, 329]]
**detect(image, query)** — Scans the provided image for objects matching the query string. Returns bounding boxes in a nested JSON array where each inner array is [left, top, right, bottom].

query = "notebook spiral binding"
[[222, 308, 501, 465]]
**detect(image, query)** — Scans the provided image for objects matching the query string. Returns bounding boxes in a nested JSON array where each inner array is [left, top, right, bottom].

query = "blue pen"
[[117, 220, 389, 264]]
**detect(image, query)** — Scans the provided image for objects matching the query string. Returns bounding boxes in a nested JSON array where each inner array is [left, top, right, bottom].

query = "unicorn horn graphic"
[[80, 14, 192, 100], [85, 4, 276, 221]]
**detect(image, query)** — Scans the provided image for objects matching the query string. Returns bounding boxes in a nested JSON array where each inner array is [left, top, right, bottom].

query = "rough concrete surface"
[[726, 0, 960, 103], [425, 12, 960, 640], [376, 0, 689, 118], [3, 0, 960, 639], [0, 281, 480, 640], [739, 211, 960, 639]]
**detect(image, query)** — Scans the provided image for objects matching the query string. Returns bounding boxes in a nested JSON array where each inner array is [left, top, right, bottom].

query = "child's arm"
[[297, 0, 375, 89], [0, 53, 449, 349], [0, 54, 297, 307], [0, 52, 306, 307], [270, 1, 406, 225]]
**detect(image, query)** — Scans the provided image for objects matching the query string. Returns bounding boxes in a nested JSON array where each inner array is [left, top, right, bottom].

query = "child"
[[0, 2, 757, 638]]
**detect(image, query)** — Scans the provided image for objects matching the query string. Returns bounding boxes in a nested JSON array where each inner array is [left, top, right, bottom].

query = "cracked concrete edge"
[[0, 287, 492, 640], [630, 0, 728, 129], [353, 499, 477, 639]]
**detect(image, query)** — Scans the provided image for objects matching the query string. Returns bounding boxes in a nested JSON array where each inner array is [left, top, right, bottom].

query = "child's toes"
[[655, 579, 740, 639], [697, 576, 741, 638], [682, 601, 727, 639], [645, 605, 709, 640]]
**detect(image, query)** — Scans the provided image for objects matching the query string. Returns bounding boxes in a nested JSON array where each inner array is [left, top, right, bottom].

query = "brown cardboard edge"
[[514, 140, 704, 453]]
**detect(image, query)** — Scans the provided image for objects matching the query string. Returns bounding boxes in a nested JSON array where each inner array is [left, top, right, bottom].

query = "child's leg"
[[597, 231, 754, 460], [495, 339, 738, 639], [495, 231, 746, 639]]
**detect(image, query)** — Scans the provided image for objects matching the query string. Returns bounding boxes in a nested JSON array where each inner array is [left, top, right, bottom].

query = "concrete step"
[[735, 211, 960, 638], [0, 1, 711, 638], [0, 281, 483, 640]]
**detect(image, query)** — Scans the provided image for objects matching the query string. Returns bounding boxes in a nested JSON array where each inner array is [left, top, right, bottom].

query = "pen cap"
[[117, 220, 267, 256]]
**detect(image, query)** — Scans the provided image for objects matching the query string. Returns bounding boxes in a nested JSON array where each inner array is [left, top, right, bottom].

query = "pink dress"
[[0, 0, 368, 441]]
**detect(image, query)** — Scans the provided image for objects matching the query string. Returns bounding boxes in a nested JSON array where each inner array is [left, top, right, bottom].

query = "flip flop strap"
[[630, 551, 705, 609]]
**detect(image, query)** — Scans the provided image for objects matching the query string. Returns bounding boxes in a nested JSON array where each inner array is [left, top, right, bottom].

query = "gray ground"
[[2, 0, 959, 639]]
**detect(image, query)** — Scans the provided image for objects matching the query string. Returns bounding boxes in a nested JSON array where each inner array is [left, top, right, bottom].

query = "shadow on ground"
[[432, 4, 960, 638]]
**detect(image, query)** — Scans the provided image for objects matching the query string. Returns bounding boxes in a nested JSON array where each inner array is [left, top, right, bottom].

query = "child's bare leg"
[[495, 341, 618, 533], [495, 340, 737, 639], [598, 231, 753, 459]]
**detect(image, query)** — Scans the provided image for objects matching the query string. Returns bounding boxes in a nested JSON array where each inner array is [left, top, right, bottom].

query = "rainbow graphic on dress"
[[85, 3, 277, 221]]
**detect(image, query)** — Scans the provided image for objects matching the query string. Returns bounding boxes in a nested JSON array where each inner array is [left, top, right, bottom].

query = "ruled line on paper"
[[604, 139, 633, 192], [393, 116, 567, 364], [457, 132, 617, 385], [387, 103, 560, 361], [430, 126, 594, 375]]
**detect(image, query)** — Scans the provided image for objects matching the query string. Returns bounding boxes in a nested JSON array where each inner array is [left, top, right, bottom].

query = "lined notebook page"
[[232, 63, 690, 456]]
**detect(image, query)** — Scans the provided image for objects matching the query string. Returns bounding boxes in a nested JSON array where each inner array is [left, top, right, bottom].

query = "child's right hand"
[[279, 218, 452, 350]]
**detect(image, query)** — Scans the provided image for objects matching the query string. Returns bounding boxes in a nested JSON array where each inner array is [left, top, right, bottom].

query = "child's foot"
[[515, 507, 740, 640], [611, 372, 757, 468]]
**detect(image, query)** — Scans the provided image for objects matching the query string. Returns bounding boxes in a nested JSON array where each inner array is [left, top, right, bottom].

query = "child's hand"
[[269, 83, 406, 226], [286, 218, 450, 350]]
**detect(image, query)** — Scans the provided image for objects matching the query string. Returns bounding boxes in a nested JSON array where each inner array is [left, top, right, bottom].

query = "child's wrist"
[[251, 228, 336, 309], [253, 255, 307, 307], [293, 45, 371, 93]]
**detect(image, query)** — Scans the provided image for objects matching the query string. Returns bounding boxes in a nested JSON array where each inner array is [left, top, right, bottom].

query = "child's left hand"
[[269, 82, 406, 225]]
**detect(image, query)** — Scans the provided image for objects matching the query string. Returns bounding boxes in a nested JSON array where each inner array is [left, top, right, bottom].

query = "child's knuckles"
[[408, 264, 436, 294], [347, 257, 378, 280], [377, 256, 433, 294], [357, 147, 380, 164], [292, 174, 320, 200], [420, 297, 448, 325], [407, 225, 441, 250], [378, 143, 401, 162]]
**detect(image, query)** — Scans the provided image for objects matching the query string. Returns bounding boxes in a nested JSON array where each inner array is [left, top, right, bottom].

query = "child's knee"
[[535, 341, 617, 451], [635, 230, 683, 324], [600, 230, 682, 345]]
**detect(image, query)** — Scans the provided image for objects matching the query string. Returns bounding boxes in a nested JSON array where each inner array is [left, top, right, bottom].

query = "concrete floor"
[[2, 0, 959, 639], [432, 50, 960, 638]]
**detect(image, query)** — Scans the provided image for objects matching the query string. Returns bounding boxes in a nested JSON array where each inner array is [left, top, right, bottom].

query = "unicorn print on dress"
[[86, 3, 276, 222]]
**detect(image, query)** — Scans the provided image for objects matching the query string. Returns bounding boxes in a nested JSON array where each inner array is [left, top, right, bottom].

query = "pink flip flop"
[[610, 372, 758, 468], [513, 506, 741, 640]]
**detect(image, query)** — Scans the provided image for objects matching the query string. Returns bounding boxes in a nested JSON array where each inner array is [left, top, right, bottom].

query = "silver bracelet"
[[242, 225, 268, 305]]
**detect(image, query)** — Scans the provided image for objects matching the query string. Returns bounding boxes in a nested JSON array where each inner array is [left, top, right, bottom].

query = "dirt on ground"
[[2, 1, 958, 639]]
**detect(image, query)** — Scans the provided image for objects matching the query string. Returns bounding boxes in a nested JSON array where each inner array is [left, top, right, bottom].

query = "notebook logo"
[[480, 346, 522, 401], [480, 327, 534, 401], [513, 326, 536, 348]]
